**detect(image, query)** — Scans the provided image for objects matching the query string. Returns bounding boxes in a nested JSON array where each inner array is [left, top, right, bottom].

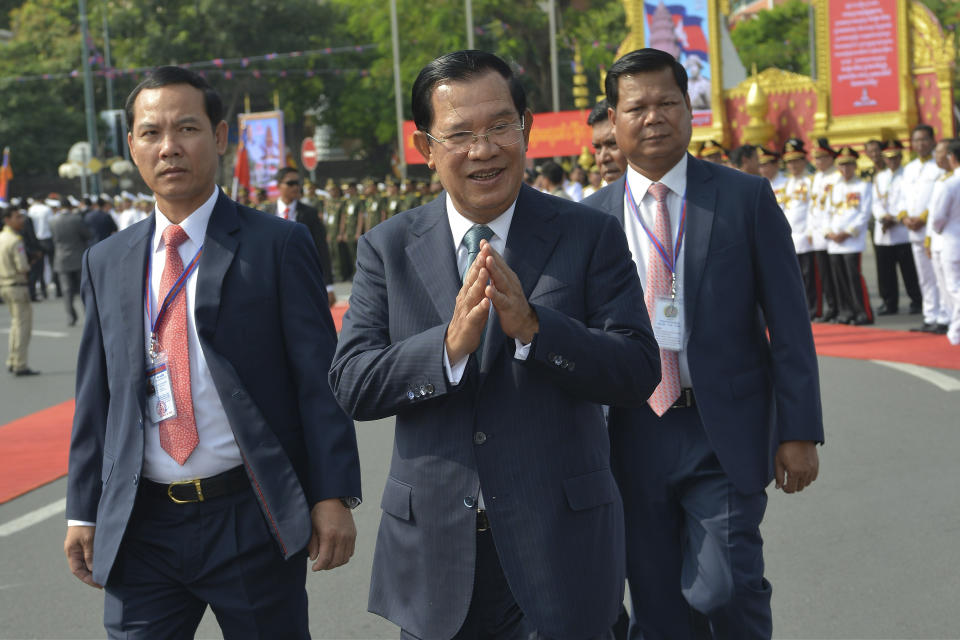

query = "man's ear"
[[413, 131, 436, 170]]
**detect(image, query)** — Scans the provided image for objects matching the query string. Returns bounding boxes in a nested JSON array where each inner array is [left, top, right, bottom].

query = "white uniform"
[[810, 168, 840, 251], [783, 174, 813, 253], [827, 176, 872, 254], [768, 172, 788, 210], [931, 172, 960, 343], [928, 171, 955, 327], [900, 156, 944, 324], [872, 168, 909, 245]]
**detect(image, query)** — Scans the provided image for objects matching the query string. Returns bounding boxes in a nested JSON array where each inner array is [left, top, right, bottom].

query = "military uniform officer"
[[337, 183, 362, 281], [872, 140, 922, 315], [923, 140, 954, 335], [360, 179, 385, 233], [931, 139, 960, 344], [826, 147, 874, 325], [758, 146, 787, 206], [0, 207, 38, 376], [322, 180, 343, 281], [900, 125, 947, 332], [383, 179, 403, 220], [782, 138, 818, 318], [697, 139, 725, 165], [810, 138, 841, 321]]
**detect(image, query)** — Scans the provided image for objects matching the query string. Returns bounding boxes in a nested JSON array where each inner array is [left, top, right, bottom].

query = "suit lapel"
[[682, 156, 716, 335], [405, 198, 461, 323], [606, 175, 627, 227], [194, 191, 240, 341], [482, 186, 561, 373], [122, 218, 153, 405]]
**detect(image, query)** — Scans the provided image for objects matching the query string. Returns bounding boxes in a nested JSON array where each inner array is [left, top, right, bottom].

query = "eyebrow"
[[136, 115, 203, 133], [442, 108, 519, 132]]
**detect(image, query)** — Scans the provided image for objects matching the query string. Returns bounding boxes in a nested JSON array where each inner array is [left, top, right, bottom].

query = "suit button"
[[553, 355, 564, 367], [463, 496, 476, 508], [418, 384, 426, 396], [425, 383, 435, 394], [407, 389, 415, 400], [133, 473, 139, 485], [474, 431, 487, 445]]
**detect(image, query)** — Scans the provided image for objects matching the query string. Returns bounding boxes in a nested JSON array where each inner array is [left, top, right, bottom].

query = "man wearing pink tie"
[[63, 66, 361, 639], [583, 48, 823, 639]]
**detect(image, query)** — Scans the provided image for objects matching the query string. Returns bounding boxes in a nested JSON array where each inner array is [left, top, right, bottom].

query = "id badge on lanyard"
[[144, 242, 203, 423]]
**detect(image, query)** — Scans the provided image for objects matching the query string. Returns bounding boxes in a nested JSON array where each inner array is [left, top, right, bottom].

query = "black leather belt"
[[476, 509, 490, 532], [670, 388, 696, 409], [142, 466, 249, 504]]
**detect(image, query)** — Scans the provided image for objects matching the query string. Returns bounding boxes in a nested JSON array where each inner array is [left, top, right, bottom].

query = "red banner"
[[403, 110, 593, 165], [829, 0, 900, 117]]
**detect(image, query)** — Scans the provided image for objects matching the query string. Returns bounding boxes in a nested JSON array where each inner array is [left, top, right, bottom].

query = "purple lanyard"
[[144, 241, 203, 342], [624, 179, 687, 275]]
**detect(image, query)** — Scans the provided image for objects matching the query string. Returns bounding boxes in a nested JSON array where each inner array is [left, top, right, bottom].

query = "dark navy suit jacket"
[[583, 156, 824, 494], [66, 190, 361, 586], [329, 184, 660, 640]]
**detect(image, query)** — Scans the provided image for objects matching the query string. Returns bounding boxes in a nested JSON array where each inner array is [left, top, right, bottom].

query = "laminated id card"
[[146, 361, 178, 423], [652, 296, 684, 352]]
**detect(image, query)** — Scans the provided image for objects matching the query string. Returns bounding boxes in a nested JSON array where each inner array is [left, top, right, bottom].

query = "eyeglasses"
[[424, 116, 525, 154], [282, 180, 301, 187]]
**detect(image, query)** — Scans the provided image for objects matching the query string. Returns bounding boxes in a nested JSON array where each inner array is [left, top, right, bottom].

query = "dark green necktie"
[[462, 224, 494, 282]]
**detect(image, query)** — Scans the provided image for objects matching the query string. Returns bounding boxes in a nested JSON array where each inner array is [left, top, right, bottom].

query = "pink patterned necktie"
[[646, 182, 682, 416], [157, 225, 199, 464]]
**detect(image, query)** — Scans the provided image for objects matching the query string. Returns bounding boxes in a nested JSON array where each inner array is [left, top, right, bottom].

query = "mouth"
[[468, 168, 504, 182], [159, 167, 187, 177]]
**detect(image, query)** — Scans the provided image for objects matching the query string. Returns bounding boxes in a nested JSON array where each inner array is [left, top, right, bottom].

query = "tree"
[[729, 0, 811, 75]]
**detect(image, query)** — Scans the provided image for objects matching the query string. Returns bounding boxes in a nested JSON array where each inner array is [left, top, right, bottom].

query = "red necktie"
[[157, 225, 199, 464], [282, 205, 290, 219], [646, 182, 681, 416]]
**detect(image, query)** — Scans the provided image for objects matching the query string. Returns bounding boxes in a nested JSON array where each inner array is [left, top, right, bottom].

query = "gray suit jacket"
[[330, 184, 660, 639], [50, 211, 91, 272]]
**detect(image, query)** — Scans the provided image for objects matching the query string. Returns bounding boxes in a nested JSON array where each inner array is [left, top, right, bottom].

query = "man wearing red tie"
[[583, 48, 823, 639], [63, 66, 361, 639], [264, 166, 337, 306]]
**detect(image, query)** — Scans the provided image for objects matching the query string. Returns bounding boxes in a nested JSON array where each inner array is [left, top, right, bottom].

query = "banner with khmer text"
[[829, 0, 900, 117]]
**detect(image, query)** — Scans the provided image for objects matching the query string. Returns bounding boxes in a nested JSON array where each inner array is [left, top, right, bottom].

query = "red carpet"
[[0, 400, 74, 503], [811, 323, 960, 370], [2, 314, 956, 505]]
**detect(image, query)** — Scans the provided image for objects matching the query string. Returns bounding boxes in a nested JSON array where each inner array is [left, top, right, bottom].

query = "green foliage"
[[730, 0, 811, 75]]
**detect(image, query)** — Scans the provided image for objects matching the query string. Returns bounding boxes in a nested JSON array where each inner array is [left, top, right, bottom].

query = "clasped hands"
[[445, 240, 539, 363]]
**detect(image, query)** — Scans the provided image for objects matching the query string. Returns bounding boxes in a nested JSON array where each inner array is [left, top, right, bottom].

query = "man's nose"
[[159, 133, 181, 157]]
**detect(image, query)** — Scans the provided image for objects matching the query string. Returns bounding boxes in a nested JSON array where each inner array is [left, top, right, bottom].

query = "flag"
[[0, 148, 12, 202], [232, 127, 250, 199]]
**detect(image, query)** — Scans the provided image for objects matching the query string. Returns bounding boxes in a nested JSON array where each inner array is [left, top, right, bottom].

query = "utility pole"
[[466, 0, 474, 49], [548, 0, 559, 112], [78, 0, 100, 194], [390, 0, 406, 179]]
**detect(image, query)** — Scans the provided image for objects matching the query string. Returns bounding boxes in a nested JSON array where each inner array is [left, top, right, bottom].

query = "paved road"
[[2, 270, 959, 638]]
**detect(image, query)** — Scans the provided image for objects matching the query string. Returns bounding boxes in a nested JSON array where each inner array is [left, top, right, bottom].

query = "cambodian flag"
[[0, 148, 12, 202], [644, 2, 710, 61]]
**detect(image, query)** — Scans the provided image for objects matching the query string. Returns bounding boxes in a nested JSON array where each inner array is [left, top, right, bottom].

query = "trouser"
[[611, 407, 771, 640], [37, 239, 61, 297], [829, 253, 873, 323], [812, 250, 837, 319], [941, 250, 960, 345], [797, 252, 817, 318], [400, 525, 614, 640], [911, 241, 942, 324], [337, 240, 355, 281], [874, 243, 921, 311], [931, 248, 953, 326], [59, 270, 81, 324], [0, 284, 32, 371], [28, 257, 44, 299], [104, 483, 309, 640]]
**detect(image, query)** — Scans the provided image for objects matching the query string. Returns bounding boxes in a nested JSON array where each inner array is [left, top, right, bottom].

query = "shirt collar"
[[277, 198, 297, 210], [626, 153, 688, 204], [152, 186, 219, 254], [446, 192, 516, 249]]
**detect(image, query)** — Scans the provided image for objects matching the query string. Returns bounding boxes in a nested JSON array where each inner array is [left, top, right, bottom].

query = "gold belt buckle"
[[167, 478, 204, 503]]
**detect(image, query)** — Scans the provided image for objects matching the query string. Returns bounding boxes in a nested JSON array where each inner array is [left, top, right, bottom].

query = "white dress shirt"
[[442, 193, 531, 384], [622, 155, 693, 387], [276, 198, 297, 220], [900, 157, 942, 243], [143, 187, 243, 483]]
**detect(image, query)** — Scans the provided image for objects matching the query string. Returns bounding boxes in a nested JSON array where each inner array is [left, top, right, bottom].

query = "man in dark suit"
[[63, 66, 361, 639], [583, 49, 823, 640], [49, 201, 91, 326], [329, 50, 660, 640], [263, 166, 337, 306], [83, 196, 119, 244]]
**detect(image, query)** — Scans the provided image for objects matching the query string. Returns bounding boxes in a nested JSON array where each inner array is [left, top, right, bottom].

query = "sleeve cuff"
[[67, 520, 96, 527], [513, 338, 531, 361], [443, 344, 469, 385]]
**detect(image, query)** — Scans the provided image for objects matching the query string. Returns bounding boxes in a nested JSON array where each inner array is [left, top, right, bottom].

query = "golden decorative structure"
[[572, 42, 590, 110], [741, 64, 774, 146]]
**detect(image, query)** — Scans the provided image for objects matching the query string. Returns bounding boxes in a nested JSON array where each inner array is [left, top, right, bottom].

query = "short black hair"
[[865, 139, 884, 149], [274, 167, 299, 183], [947, 138, 960, 162], [605, 48, 688, 108], [125, 65, 224, 131], [411, 50, 526, 132], [912, 124, 935, 140], [1, 207, 17, 221], [587, 99, 610, 126], [539, 160, 564, 185], [731, 144, 757, 168]]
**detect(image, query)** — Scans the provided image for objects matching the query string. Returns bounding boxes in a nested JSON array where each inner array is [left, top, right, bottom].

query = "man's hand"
[[327, 290, 337, 308], [307, 499, 357, 571], [904, 217, 925, 232], [64, 525, 102, 588], [482, 243, 539, 344], [445, 248, 492, 363], [774, 441, 819, 494], [832, 230, 851, 243]]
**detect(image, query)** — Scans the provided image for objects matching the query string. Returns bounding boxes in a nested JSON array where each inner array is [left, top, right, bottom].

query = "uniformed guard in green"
[[338, 182, 362, 281]]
